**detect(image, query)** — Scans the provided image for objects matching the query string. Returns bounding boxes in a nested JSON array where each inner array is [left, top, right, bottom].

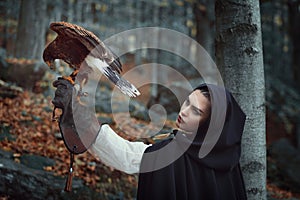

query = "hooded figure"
[[137, 84, 247, 200]]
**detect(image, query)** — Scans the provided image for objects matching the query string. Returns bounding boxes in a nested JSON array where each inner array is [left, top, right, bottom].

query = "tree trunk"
[[193, 0, 215, 58], [14, 0, 47, 60], [215, 0, 266, 199], [288, 0, 300, 86], [47, 0, 63, 22]]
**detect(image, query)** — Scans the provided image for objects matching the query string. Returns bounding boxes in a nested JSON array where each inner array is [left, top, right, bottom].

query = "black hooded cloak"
[[137, 84, 247, 200]]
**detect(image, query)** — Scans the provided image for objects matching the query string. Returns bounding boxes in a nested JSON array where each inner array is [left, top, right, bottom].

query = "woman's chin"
[[175, 120, 181, 128]]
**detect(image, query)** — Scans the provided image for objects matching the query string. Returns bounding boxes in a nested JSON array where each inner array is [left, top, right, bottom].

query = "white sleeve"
[[89, 124, 150, 174]]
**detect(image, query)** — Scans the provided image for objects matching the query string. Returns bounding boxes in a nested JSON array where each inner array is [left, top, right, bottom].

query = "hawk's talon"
[[70, 70, 79, 79], [62, 76, 75, 85]]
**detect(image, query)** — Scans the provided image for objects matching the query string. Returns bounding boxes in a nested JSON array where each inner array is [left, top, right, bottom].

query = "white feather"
[[85, 55, 108, 73], [84, 55, 140, 97]]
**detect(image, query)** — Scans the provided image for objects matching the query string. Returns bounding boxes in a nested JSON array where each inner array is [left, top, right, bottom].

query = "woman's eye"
[[193, 109, 201, 115], [185, 99, 190, 105]]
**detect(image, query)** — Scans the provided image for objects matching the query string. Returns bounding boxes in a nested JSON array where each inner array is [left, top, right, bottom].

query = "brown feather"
[[43, 21, 140, 97], [44, 21, 121, 73]]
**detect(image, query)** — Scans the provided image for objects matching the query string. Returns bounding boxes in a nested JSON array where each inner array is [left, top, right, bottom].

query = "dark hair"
[[197, 86, 210, 102]]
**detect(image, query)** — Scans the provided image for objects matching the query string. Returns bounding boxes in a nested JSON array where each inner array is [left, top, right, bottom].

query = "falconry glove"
[[52, 77, 101, 191]]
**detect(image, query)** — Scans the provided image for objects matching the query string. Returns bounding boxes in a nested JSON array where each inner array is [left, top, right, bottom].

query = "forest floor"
[[0, 89, 300, 199]]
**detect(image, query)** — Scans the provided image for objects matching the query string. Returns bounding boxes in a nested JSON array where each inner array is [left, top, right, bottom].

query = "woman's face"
[[176, 90, 211, 133]]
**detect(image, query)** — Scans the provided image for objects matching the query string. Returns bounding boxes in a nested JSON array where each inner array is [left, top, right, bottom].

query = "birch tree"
[[215, 0, 266, 199]]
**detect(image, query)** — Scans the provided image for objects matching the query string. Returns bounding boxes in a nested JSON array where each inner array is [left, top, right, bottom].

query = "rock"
[[0, 149, 13, 159], [0, 149, 104, 200], [20, 154, 56, 170], [1, 59, 47, 91], [0, 79, 23, 98]]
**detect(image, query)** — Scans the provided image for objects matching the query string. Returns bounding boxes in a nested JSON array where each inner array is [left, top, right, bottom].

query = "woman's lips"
[[177, 115, 184, 123]]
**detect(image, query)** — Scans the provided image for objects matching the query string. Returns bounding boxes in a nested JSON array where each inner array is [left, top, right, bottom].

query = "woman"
[[53, 79, 247, 199], [137, 84, 247, 200]]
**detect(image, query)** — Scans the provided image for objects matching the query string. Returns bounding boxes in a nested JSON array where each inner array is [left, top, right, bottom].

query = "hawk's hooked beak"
[[46, 61, 56, 70]]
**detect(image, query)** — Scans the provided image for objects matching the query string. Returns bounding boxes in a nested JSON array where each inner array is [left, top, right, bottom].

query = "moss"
[[242, 161, 265, 174]]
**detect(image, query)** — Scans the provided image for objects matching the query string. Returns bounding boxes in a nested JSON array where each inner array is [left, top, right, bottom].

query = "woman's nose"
[[181, 106, 189, 116]]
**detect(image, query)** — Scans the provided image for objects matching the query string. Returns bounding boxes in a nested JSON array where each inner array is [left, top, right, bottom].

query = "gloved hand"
[[52, 77, 100, 154]]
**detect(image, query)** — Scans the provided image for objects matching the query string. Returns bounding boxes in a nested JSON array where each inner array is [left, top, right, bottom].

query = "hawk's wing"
[[50, 22, 122, 74]]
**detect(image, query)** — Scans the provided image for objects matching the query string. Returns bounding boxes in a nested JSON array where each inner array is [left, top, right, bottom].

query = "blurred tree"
[[215, 0, 266, 199], [193, 0, 215, 58], [0, 0, 20, 56], [14, 0, 47, 60], [47, 0, 63, 22], [288, 0, 300, 86], [260, 1, 293, 86]]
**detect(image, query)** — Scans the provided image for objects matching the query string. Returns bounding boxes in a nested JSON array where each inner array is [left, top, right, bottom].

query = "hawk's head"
[[43, 49, 56, 70], [43, 22, 90, 71]]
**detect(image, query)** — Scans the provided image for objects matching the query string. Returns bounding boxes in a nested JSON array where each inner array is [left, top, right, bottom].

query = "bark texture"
[[215, 0, 266, 199]]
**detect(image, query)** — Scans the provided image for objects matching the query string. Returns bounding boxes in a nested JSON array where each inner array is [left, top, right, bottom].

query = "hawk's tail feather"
[[103, 68, 140, 97]]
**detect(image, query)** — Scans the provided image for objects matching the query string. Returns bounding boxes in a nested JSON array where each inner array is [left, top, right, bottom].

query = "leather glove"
[[52, 77, 100, 154]]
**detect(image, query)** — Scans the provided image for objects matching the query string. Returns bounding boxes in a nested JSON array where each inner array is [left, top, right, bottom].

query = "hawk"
[[43, 21, 140, 97]]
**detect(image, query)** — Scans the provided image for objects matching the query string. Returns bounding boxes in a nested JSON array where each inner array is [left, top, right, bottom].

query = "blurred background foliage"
[[0, 0, 300, 199], [0, 0, 298, 144]]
